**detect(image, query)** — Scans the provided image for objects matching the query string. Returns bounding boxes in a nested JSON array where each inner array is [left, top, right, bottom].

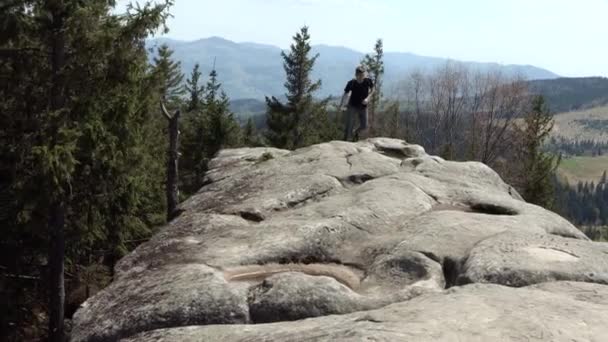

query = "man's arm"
[[338, 80, 352, 111], [338, 91, 350, 110], [364, 78, 375, 105], [363, 86, 375, 105]]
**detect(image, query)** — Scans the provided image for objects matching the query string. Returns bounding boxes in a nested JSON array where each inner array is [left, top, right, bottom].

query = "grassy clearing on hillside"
[[558, 155, 608, 184], [552, 105, 608, 142]]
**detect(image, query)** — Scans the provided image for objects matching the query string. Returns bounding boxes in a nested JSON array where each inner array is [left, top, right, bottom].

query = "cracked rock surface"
[[71, 138, 608, 342]]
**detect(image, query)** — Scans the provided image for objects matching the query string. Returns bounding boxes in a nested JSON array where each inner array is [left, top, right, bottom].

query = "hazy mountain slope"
[[528, 77, 608, 113], [147, 37, 559, 100]]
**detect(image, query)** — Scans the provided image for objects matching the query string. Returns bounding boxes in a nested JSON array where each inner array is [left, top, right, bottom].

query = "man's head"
[[355, 66, 366, 82]]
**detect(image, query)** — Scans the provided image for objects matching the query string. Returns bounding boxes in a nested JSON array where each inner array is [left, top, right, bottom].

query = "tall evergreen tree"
[[153, 44, 185, 101], [516, 96, 561, 208], [0, 1, 172, 340], [180, 67, 240, 194], [153, 44, 184, 221], [185, 63, 205, 112], [243, 117, 259, 146], [203, 68, 241, 156], [181, 64, 207, 194], [265, 26, 325, 149], [362, 39, 384, 134]]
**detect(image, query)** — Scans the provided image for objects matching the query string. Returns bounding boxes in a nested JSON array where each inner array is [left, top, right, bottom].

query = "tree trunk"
[[48, 1, 67, 340], [48, 202, 66, 342], [166, 112, 180, 221]]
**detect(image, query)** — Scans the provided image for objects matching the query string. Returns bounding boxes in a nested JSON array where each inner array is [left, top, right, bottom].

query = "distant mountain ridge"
[[527, 77, 608, 113], [147, 36, 560, 100]]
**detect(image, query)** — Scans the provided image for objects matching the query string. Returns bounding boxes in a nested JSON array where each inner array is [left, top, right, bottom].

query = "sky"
[[117, 0, 608, 77]]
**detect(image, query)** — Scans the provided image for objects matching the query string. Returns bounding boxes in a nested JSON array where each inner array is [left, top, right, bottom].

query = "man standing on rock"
[[338, 65, 375, 141]]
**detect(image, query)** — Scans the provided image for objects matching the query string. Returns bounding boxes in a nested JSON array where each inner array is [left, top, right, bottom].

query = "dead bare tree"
[[396, 70, 426, 143], [468, 71, 529, 166], [160, 100, 181, 221], [427, 62, 469, 159], [395, 65, 529, 165]]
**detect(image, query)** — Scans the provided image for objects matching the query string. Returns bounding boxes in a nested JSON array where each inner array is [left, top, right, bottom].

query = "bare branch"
[[160, 99, 172, 120], [2, 273, 40, 281]]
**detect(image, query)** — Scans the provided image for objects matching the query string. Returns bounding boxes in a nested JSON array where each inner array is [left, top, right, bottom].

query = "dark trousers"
[[343, 105, 368, 141]]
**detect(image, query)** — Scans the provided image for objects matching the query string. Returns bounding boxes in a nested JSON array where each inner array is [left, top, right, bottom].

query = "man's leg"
[[354, 106, 369, 141], [343, 106, 354, 141]]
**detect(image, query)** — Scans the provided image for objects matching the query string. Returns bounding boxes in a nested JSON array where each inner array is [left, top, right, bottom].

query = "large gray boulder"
[[123, 281, 608, 342], [71, 138, 608, 342]]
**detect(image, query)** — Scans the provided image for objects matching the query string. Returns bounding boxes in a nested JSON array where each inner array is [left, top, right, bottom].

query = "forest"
[[0, 1, 594, 341]]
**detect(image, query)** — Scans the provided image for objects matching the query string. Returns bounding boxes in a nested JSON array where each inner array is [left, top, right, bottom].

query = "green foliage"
[[203, 70, 242, 152], [265, 26, 331, 150], [580, 226, 608, 241], [153, 44, 185, 101], [0, 0, 173, 339], [185, 63, 205, 111], [362, 39, 384, 132], [180, 67, 241, 194], [516, 96, 561, 208], [554, 174, 608, 239], [243, 117, 263, 146], [528, 77, 608, 112], [376, 102, 402, 139]]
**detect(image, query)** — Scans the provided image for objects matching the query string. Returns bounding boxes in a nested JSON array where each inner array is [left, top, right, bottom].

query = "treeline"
[[527, 77, 608, 112], [555, 174, 608, 225], [546, 137, 608, 157]]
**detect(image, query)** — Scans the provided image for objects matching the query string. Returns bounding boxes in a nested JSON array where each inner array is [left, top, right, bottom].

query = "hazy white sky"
[[118, 0, 608, 77]]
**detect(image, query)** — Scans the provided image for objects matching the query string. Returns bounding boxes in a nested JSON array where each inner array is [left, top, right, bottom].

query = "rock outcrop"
[[71, 138, 608, 342]]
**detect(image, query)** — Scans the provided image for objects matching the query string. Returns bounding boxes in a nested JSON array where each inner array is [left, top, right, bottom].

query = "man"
[[338, 65, 375, 141]]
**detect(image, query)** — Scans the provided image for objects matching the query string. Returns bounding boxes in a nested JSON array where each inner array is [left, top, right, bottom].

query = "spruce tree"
[[153, 44, 185, 221], [362, 39, 384, 134], [0, 1, 172, 340], [243, 117, 258, 146], [203, 68, 241, 156], [181, 64, 207, 194], [153, 44, 185, 102], [180, 67, 240, 194], [266, 26, 324, 149], [185, 63, 205, 112], [516, 96, 561, 208]]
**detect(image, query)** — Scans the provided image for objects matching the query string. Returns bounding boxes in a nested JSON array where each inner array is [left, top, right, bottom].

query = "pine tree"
[[266, 26, 325, 149], [516, 96, 561, 208], [381, 102, 402, 138], [181, 64, 207, 194], [362, 39, 384, 134], [0, 1, 172, 340], [203, 68, 241, 156], [243, 117, 262, 146], [153, 44, 185, 102], [153, 44, 185, 221], [180, 67, 240, 194], [185, 63, 205, 112]]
